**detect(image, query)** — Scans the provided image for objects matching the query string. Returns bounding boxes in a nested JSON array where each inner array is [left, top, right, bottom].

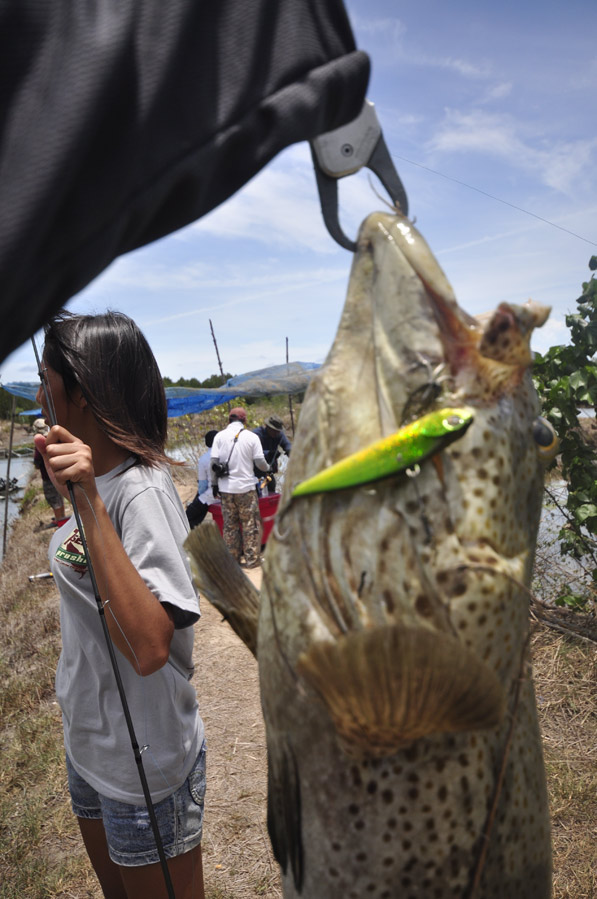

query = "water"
[[534, 479, 593, 604], [0, 455, 34, 564]]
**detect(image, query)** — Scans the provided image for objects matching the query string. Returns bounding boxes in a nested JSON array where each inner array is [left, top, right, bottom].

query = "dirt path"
[[195, 565, 282, 899]]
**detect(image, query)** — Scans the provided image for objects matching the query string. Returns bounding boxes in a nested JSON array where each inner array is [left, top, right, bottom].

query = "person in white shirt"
[[186, 430, 218, 529], [210, 407, 269, 568]]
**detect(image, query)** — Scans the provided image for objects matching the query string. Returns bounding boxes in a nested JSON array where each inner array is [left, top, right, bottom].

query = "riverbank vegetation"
[[533, 256, 597, 613]]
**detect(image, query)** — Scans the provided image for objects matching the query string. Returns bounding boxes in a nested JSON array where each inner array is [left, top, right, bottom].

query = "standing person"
[[210, 407, 268, 569], [186, 430, 218, 529], [33, 311, 206, 899], [252, 415, 291, 495], [32, 417, 67, 523]]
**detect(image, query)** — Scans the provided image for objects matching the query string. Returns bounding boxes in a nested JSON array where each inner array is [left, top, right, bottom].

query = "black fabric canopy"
[[0, 1, 369, 364]]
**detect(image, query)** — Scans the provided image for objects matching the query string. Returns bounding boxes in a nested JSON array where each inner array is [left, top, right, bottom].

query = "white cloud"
[[140, 266, 348, 327], [536, 314, 571, 350], [91, 252, 347, 295], [435, 57, 490, 78], [171, 143, 401, 255], [349, 10, 489, 79], [481, 82, 513, 103], [428, 109, 597, 193], [349, 9, 406, 50], [540, 140, 597, 194], [348, 12, 406, 44], [187, 146, 334, 253]]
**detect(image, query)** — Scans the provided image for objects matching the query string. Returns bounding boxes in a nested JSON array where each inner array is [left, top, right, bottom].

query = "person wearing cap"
[[210, 407, 269, 568], [252, 414, 292, 495], [32, 418, 67, 523], [186, 429, 218, 529]]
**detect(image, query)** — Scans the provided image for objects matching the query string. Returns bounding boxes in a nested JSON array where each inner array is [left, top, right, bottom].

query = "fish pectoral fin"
[[184, 521, 260, 657], [296, 625, 505, 758], [267, 739, 303, 892]]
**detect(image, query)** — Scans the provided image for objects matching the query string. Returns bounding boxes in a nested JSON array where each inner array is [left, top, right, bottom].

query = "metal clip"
[[311, 100, 409, 251]]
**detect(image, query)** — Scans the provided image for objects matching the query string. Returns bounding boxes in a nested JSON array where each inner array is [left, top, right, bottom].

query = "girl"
[[34, 311, 205, 899]]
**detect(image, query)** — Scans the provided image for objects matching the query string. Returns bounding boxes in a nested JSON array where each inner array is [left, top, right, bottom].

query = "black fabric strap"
[[0, 1, 369, 363], [225, 427, 245, 466]]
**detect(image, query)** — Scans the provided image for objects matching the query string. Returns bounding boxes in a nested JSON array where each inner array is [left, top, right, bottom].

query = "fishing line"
[[389, 152, 597, 248], [32, 336, 177, 899]]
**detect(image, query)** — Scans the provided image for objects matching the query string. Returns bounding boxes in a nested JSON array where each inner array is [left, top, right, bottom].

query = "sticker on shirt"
[[54, 525, 87, 576]]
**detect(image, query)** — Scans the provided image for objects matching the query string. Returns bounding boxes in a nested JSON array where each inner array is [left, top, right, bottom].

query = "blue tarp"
[[1, 382, 39, 403], [164, 362, 319, 416], [2, 361, 320, 418]]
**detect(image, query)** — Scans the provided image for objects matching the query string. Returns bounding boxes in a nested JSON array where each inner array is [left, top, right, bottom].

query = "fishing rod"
[[31, 336, 176, 899]]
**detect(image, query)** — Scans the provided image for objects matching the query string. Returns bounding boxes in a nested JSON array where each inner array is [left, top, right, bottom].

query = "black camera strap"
[[222, 426, 244, 470]]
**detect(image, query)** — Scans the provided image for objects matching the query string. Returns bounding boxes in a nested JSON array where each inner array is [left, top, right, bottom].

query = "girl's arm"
[[35, 427, 174, 676]]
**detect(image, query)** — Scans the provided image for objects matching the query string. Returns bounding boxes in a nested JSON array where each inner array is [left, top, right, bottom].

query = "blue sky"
[[2, 0, 596, 385]]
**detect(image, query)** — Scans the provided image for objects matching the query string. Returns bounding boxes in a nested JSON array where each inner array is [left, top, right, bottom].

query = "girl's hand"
[[33, 426, 98, 501]]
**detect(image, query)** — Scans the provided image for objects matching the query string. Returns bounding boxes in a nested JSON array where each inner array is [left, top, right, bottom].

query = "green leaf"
[[569, 370, 587, 390], [555, 593, 590, 611], [575, 503, 597, 523]]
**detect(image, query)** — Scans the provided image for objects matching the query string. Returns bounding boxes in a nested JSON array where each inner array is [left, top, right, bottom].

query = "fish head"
[[263, 211, 555, 758]]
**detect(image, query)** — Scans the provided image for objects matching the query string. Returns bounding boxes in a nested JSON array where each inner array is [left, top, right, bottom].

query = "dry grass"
[[0, 455, 596, 897], [532, 625, 597, 899], [0, 488, 95, 897], [197, 601, 281, 899]]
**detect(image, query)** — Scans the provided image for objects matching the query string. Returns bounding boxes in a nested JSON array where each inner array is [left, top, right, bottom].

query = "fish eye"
[[442, 414, 465, 430], [532, 417, 559, 459]]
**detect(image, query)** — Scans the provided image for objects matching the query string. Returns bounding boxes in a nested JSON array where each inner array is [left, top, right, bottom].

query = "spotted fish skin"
[[185, 211, 553, 898], [258, 213, 552, 898]]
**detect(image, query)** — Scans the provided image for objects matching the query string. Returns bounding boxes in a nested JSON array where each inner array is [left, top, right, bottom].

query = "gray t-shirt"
[[49, 459, 203, 804]]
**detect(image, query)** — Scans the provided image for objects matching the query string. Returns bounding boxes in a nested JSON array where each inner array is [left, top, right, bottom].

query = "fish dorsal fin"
[[184, 521, 260, 657], [296, 625, 505, 758]]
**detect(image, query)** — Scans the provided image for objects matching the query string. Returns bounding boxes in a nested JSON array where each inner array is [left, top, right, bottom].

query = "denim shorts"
[[65, 741, 206, 867]]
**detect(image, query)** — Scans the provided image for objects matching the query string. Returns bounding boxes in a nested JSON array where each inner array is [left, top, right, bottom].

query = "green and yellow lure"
[[291, 407, 474, 498]]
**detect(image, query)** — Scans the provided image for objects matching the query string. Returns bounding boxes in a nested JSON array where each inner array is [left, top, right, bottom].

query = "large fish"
[[186, 211, 556, 898]]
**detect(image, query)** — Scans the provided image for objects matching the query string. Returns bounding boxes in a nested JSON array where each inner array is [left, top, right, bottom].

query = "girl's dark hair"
[[43, 310, 170, 467]]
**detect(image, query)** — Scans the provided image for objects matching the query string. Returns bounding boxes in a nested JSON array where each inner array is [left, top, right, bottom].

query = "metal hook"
[[311, 99, 409, 251]]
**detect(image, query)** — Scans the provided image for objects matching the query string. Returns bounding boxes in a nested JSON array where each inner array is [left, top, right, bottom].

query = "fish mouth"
[[366, 213, 550, 411]]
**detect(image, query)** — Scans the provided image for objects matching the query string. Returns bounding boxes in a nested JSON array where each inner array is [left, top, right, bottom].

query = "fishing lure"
[[291, 406, 474, 498]]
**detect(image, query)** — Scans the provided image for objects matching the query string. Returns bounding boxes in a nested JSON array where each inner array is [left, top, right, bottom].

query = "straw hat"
[[33, 418, 49, 434]]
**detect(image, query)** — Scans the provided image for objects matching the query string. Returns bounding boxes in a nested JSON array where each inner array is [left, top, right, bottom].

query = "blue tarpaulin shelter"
[[1, 382, 39, 403], [2, 361, 320, 419], [164, 362, 319, 416]]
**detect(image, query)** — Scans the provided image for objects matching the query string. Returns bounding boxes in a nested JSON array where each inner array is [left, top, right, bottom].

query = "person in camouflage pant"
[[210, 407, 269, 569], [221, 491, 262, 567]]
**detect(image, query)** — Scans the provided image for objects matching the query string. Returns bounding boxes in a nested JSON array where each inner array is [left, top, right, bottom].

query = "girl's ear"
[[71, 386, 88, 409]]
